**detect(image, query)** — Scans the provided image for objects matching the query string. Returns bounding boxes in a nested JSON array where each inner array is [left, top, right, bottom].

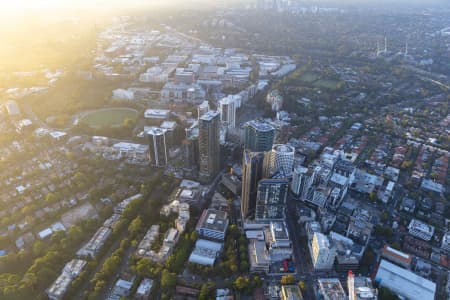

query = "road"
[[285, 195, 316, 299]]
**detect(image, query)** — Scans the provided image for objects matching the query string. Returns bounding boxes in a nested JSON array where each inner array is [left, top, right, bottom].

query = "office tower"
[[243, 120, 275, 152], [198, 111, 220, 183], [219, 96, 236, 128], [266, 144, 295, 176], [309, 232, 336, 270], [197, 100, 209, 120], [255, 177, 289, 222], [291, 166, 309, 196], [147, 127, 168, 167], [182, 136, 199, 169], [241, 150, 265, 219]]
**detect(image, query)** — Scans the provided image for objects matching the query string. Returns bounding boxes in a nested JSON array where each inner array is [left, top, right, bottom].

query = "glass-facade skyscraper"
[[198, 110, 220, 183], [243, 120, 275, 152], [255, 177, 289, 222]]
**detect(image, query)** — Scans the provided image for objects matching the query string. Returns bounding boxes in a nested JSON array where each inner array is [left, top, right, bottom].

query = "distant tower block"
[[405, 40, 408, 57]]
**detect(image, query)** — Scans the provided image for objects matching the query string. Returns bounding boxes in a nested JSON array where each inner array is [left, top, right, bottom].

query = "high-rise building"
[[198, 111, 220, 183], [291, 166, 309, 197], [266, 144, 295, 176], [309, 232, 336, 270], [197, 100, 209, 120], [182, 136, 199, 169], [241, 150, 266, 219], [243, 120, 275, 152], [219, 96, 236, 129], [255, 177, 289, 222], [147, 127, 168, 167]]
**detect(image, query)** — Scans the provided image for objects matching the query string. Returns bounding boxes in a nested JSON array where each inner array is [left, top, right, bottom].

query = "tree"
[[234, 276, 250, 292], [240, 261, 249, 273], [281, 274, 295, 285], [199, 284, 212, 300], [391, 242, 401, 250], [136, 258, 160, 278], [128, 216, 143, 237], [379, 287, 399, 300], [161, 269, 176, 292], [102, 255, 120, 277], [45, 193, 57, 203], [253, 276, 262, 288], [190, 231, 198, 242]]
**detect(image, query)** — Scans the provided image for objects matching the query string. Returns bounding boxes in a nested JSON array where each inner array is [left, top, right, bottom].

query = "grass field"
[[78, 108, 138, 128], [314, 79, 341, 90], [299, 72, 320, 83]]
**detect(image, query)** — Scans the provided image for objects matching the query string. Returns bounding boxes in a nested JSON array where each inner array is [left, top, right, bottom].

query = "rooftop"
[[408, 219, 435, 235], [146, 126, 167, 136], [160, 120, 177, 130], [273, 144, 295, 154], [281, 285, 303, 300], [136, 278, 153, 296], [375, 259, 436, 300], [270, 222, 290, 241], [196, 209, 228, 233], [317, 278, 346, 300], [144, 109, 170, 118], [245, 119, 275, 132], [188, 239, 223, 266], [314, 232, 331, 249], [350, 273, 378, 300], [381, 245, 412, 264], [199, 110, 220, 121]]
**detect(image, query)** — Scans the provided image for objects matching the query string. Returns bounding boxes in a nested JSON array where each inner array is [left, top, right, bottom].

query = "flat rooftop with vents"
[[196, 209, 229, 241]]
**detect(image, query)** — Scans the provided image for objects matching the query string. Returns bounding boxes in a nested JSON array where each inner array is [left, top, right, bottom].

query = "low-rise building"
[[77, 226, 112, 258], [400, 197, 416, 213], [144, 109, 171, 120], [196, 209, 229, 241], [135, 278, 153, 300], [248, 239, 270, 274], [114, 194, 142, 214], [408, 219, 435, 241], [375, 259, 436, 300], [421, 179, 444, 194], [317, 278, 347, 300], [136, 225, 160, 258], [381, 245, 412, 269], [266, 222, 293, 261], [160, 82, 205, 104], [46, 259, 87, 300], [442, 232, 450, 253], [280, 285, 303, 300], [188, 239, 223, 266], [221, 173, 241, 195], [107, 278, 134, 300], [329, 231, 361, 272], [347, 271, 377, 300]]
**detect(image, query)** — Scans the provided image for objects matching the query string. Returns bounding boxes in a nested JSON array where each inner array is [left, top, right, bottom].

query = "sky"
[[0, 0, 448, 16]]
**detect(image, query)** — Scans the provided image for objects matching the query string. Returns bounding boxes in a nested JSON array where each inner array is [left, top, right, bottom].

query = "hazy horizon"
[[0, 0, 449, 15]]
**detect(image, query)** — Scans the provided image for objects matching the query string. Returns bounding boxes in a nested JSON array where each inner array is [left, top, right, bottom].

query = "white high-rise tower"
[[219, 96, 236, 129]]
